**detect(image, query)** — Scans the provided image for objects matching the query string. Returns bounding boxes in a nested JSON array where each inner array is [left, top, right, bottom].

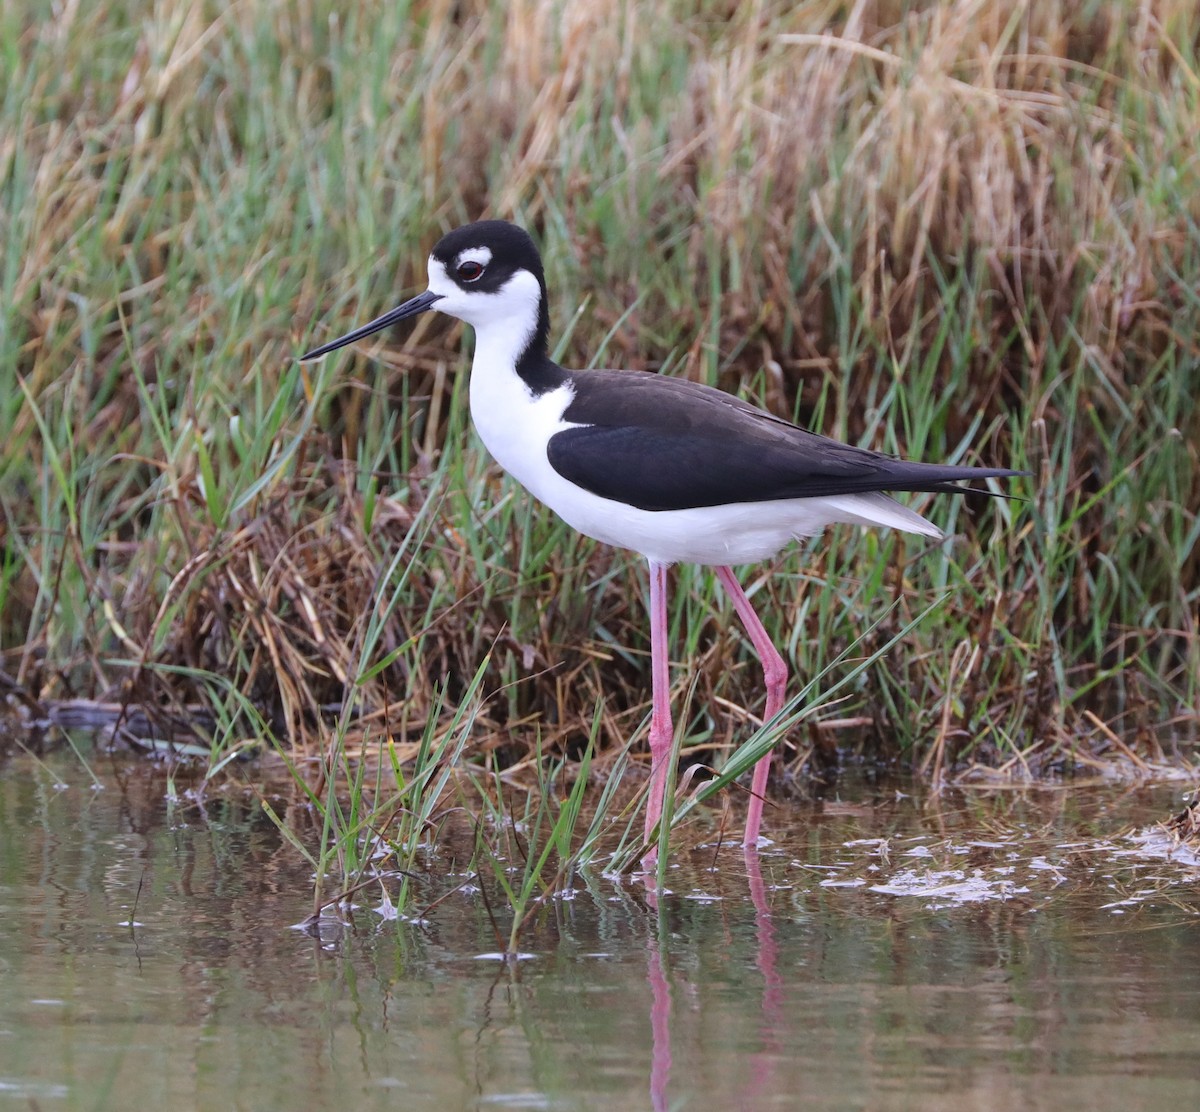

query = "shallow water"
[[2, 746, 1199, 1110]]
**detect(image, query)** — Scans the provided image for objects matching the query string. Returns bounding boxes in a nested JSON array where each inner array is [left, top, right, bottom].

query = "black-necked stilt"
[[302, 220, 1024, 851]]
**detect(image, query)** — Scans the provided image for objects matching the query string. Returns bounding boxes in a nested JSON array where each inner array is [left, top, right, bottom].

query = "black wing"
[[547, 370, 1023, 512]]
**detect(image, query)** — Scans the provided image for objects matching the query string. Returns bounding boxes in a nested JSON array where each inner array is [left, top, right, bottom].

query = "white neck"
[[469, 304, 539, 385]]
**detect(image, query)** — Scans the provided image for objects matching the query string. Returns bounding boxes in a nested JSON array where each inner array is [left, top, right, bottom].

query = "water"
[[2, 745, 1199, 1110]]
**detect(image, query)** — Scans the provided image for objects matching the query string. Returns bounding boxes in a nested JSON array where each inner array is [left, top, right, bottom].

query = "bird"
[[301, 220, 1023, 853]]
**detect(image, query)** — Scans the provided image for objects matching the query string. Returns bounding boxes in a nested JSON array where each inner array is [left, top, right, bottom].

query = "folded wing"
[[547, 370, 1022, 513]]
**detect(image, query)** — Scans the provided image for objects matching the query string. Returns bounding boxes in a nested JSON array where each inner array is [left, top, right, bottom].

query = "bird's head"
[[301, 220, 549, 362]]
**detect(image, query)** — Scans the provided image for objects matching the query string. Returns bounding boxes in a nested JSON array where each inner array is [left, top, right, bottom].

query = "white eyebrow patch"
[[455, 246, 492, 268]]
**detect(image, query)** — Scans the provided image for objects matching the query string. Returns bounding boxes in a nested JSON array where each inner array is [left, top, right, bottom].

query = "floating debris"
[[868, 868, 1031, 909], [1116, 828, 1200, 869]]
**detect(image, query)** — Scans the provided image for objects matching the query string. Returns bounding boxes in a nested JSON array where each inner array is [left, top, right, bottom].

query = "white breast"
[[468, 360, 577, 508]]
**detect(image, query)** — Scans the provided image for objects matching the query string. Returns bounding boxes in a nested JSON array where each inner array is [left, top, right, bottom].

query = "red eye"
[[457, 260, 484, 282]]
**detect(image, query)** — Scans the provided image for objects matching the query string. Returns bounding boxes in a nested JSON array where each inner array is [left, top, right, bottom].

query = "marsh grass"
[[3, 1, 1199, 893]]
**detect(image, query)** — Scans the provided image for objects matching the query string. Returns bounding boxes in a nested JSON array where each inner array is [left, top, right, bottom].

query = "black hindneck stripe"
[[512, 292, 565, 396], [515, 347, 569, 397]]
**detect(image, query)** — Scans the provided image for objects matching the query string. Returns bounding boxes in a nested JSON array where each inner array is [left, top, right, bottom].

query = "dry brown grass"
[[3, 0, 1198, 781]]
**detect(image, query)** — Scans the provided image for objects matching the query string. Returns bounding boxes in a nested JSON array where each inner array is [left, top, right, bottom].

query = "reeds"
[[3, 1, 1197, 821]]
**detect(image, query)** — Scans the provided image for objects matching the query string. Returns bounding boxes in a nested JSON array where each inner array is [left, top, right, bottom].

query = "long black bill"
[[299, 289, 444, 362]]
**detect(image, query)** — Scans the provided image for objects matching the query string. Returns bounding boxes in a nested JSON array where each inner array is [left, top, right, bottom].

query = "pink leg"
[[647, 935, 672, 1110], [644, 560, 674, 854], [715, 566, 788, 846]]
